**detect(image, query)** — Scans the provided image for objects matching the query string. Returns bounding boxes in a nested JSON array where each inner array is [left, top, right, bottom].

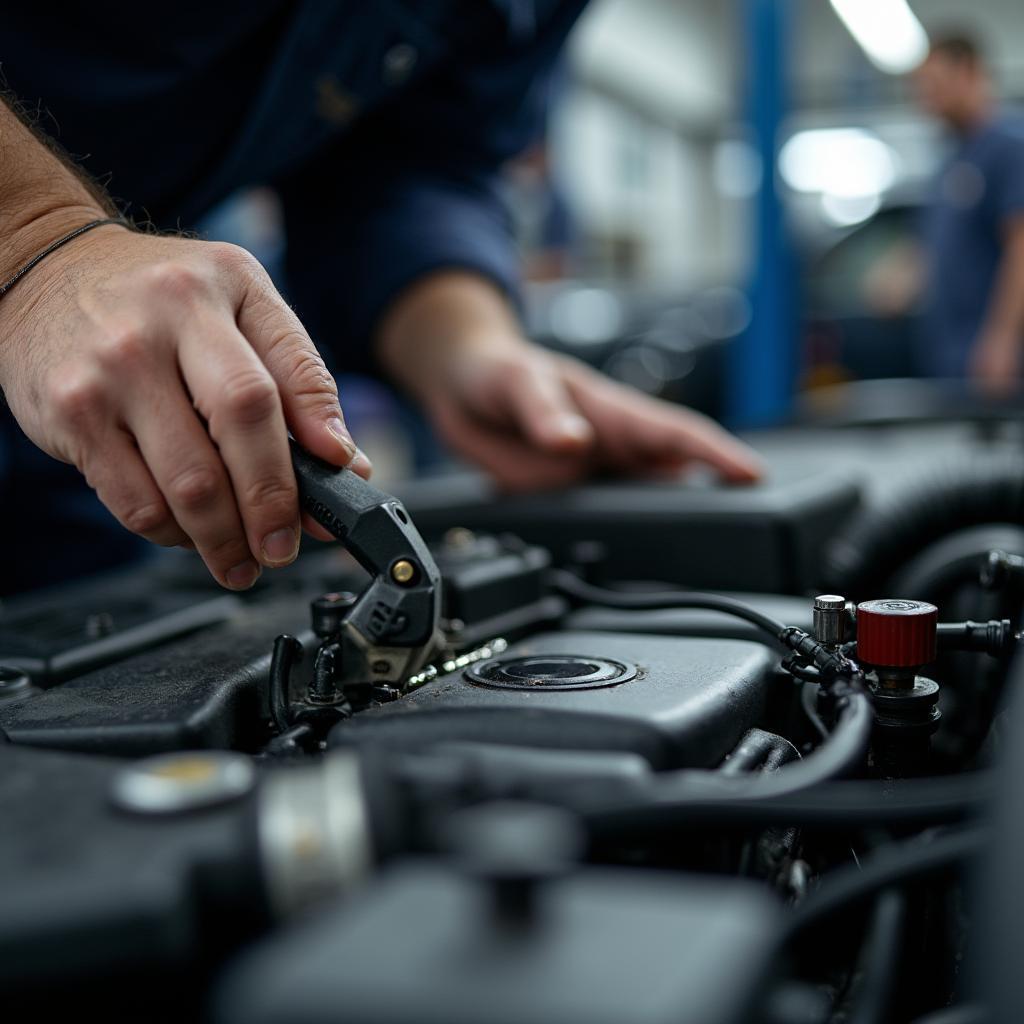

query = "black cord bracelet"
[[0, 217, 130, 299]]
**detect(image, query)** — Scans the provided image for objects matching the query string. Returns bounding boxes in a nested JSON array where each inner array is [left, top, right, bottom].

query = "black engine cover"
[[399, 464, 861, 593], [330, 631, 775, 770], [215, 863, 779, 1024]]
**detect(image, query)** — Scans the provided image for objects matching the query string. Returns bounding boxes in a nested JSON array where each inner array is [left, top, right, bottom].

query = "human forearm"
[[968, 219, 1024, 393], [979, 218, 1024, 342], [374, 269, 761, 490], [0, 94, 113, 281], [375, 270, 527, 403], [0, 93, 367, 590]]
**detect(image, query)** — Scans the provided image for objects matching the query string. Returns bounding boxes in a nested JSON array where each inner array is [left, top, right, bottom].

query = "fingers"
[[563, 361, 763, 483], [430, 401, 589, 492], [81, 429, 190, 548], [216, 244, 370, 474], [43, 362, 195, 549], [179, 319, 300, 570], [112, 249, 372, 586], [126, 383, 261, 590], [644, 405, 764, 483], [499, 354, 595, 454], [20, 236, 374, 594]]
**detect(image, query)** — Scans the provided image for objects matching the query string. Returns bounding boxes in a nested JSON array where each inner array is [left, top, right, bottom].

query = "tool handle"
[[290, 440, 393, 541]]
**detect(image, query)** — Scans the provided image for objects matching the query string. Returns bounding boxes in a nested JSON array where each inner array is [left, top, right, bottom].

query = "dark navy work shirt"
[[3, 0, 586, 362], [919, 113, 1024, 377], [0, 1, 587, 593]]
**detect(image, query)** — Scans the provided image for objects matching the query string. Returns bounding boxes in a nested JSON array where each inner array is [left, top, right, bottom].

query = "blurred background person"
[[914, 31, 1024, 391]]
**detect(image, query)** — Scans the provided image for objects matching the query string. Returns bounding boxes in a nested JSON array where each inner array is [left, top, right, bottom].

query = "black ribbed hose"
[[822, 454, 1024, 600]]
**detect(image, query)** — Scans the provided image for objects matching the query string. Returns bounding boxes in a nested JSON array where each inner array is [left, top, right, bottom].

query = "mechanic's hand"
[[390, 332, 763, 491], [0, 221, 368, 589], [969, 331, 1023, 399]]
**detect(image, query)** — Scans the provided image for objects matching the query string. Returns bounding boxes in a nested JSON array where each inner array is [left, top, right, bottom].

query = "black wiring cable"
[[579, 690, 873, 835], [550, 568, 858, 687], [578, 771, 988, 836], [548, 569, 791, 644], [848, 889, 907, 1024], [719, 728, 801, 776], [723, 729, 803, 878], [771, 833, 983, 1024], [784, 828, 986, 937], [708, 688, 871, 794], [800, 680, 830, 741]]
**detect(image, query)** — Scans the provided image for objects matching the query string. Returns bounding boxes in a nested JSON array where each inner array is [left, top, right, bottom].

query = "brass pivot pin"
[[391, 559, 416, 585]]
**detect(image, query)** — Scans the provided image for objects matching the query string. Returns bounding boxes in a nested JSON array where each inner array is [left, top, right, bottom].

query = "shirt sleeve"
[[277, 0, 586, 375]]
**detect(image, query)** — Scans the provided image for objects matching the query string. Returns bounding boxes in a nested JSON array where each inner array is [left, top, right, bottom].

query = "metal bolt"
[[391, 559, 416, 585], [311, 592, 356, 638], [309, 644, 341, 703], [442, 617, 466, 639]]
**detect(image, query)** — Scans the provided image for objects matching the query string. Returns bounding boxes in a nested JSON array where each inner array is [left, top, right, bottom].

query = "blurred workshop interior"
[[198, 0, 1024, 482]]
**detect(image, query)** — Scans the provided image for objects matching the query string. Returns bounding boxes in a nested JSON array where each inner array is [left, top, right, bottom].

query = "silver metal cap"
[[259, 752, 373, 918], [111, 751, 255, 815], [813, 594, 847, 646]]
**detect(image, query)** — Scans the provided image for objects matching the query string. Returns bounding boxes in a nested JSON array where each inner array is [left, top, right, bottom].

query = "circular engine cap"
[[856, 599, 938, 668], [111, 751, 255, 815], [0, 666, 36, 701], [465, 654, 636, 692]]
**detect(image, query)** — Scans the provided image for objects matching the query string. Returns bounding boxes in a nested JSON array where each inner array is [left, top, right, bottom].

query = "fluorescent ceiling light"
[[779, 128, 897, 199], [830, 0, 929, 75]]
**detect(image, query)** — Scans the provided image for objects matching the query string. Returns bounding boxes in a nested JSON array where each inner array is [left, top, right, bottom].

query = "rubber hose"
[[822, 454, 1024, 600]]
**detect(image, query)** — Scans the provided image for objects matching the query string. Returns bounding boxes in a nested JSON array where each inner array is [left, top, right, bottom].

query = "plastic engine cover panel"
[[331, 631, 774, 770], [214, 863, 779, 1024]]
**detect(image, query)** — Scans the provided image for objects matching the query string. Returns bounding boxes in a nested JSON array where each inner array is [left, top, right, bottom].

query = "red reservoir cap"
[[856, 599, 938, 668]]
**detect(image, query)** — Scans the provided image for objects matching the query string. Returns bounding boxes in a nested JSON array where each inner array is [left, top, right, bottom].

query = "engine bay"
[[3, 422, 1024, 1023]]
